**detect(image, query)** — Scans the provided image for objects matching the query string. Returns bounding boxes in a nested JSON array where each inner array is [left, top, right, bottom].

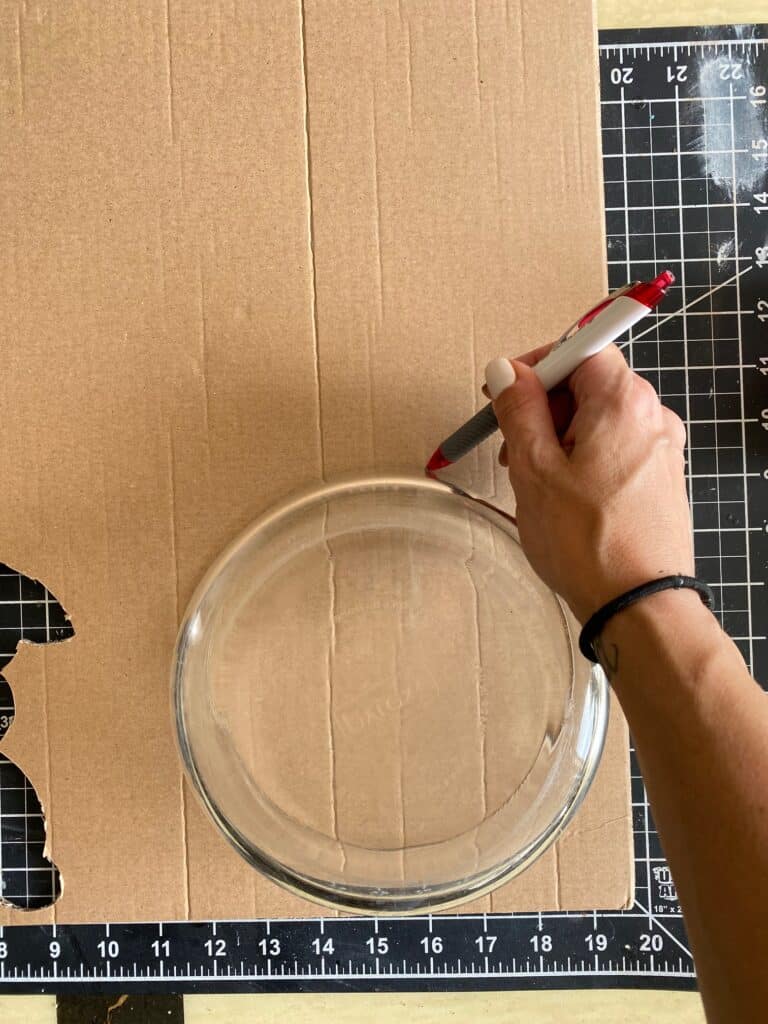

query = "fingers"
[[661, 405, 687, 450], [567, 343, 632, 406], [486, 385, 573, 434], [484, 342, 626, 410], [481, 354, 572, 435], [485, 344, 634, 409], [486, 357, 565, 479], [548, 389, 575, 437], [497, 388, 572, 466], [481, 342, 556, 397], [485, 345, 683, 474]]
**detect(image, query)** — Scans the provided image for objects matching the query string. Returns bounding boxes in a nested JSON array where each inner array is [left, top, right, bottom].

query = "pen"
[[426, 270, 675, 472]]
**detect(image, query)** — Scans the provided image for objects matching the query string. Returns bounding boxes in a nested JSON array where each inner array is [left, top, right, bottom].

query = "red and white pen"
[[426, 270, 675, 472]]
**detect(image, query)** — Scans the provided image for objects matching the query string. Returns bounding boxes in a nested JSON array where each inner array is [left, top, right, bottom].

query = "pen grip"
[[439, 403, 499, 464]]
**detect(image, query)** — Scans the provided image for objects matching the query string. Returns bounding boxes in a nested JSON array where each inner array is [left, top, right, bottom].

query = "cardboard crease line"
[[166, 431, 181, 632], [179, 777, 191, 918], [394, 571, 406, 882], [14, 5, 24, 119], [470, 0, 482, 103], [464, 532, 488, 872], [321, 506, 341, 859], [561, 812, 632, 844], [298, 0, 325, 481], [553, 840, 562, 911], [403, 18, 414, 130], [163, 0, 177, 143], [370, 96, 385, 324], [197, 256, 213, 440]]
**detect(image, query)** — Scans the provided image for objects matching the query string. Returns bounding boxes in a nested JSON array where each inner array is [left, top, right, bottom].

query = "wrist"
[[570, 563, 698, 627], [595, 587, 721, 685], [580, 575, 714, 663]]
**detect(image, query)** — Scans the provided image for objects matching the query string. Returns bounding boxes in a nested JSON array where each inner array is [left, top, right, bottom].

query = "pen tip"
[[426, 449, 451, 473]]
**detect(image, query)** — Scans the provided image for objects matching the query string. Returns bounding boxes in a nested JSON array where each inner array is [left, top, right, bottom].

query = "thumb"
[[485, 358, 563, 476]]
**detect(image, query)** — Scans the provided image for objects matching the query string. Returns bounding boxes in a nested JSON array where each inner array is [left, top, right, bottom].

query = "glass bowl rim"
[[172, 471, 610, 915]]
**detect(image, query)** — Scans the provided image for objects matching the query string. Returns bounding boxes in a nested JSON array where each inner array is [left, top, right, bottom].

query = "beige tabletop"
[[2, 1, 760, 1021]]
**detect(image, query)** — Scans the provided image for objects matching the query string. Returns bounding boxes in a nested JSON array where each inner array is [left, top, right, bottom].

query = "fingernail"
[[485, 358, 516, 400]]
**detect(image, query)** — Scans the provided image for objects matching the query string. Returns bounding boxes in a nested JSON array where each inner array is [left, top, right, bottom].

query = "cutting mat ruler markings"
[[0, 23, 763, 993]]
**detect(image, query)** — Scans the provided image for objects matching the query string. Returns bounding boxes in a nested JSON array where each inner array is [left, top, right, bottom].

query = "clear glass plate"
[[173, 473, 608, 914]]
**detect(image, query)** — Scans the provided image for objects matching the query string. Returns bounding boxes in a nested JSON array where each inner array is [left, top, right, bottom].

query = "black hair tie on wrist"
[[578, 574, 716, 664]]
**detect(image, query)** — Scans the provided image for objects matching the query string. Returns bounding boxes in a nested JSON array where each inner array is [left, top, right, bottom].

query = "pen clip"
[[553, 281, 639, 348]]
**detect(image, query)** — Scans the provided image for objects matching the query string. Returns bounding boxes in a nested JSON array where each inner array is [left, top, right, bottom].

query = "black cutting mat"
[[0, 575, 71, 909], [0, 21, 763, 994]]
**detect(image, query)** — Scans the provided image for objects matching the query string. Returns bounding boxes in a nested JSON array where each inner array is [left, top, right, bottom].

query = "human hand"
[[485, 345, 693, 624]]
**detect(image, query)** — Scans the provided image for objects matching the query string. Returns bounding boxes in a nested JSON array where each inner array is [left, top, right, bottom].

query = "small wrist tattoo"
[[593, 635, 620, 681]]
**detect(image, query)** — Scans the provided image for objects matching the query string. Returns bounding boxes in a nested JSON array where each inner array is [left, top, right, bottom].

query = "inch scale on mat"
[[0, 23, 764, 993]]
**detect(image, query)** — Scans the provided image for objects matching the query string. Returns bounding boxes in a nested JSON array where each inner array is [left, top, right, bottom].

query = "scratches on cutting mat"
[[713, 236, 736, 268], [607, 237, 626, 256], [694, 50, 766, 199]]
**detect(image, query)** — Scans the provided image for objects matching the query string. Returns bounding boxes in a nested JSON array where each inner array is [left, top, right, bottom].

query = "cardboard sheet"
[[0, 0, 632, 922]]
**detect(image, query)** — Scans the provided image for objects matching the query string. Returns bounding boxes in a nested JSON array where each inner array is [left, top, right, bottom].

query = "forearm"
[[600, 591, 768, 1022]]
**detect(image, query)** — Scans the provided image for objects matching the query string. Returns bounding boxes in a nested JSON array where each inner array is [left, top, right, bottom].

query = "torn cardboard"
[[0, 0, 632, 922]]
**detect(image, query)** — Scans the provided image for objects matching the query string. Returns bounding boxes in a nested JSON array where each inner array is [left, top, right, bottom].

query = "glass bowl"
[[173, 473, 608, 915]]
